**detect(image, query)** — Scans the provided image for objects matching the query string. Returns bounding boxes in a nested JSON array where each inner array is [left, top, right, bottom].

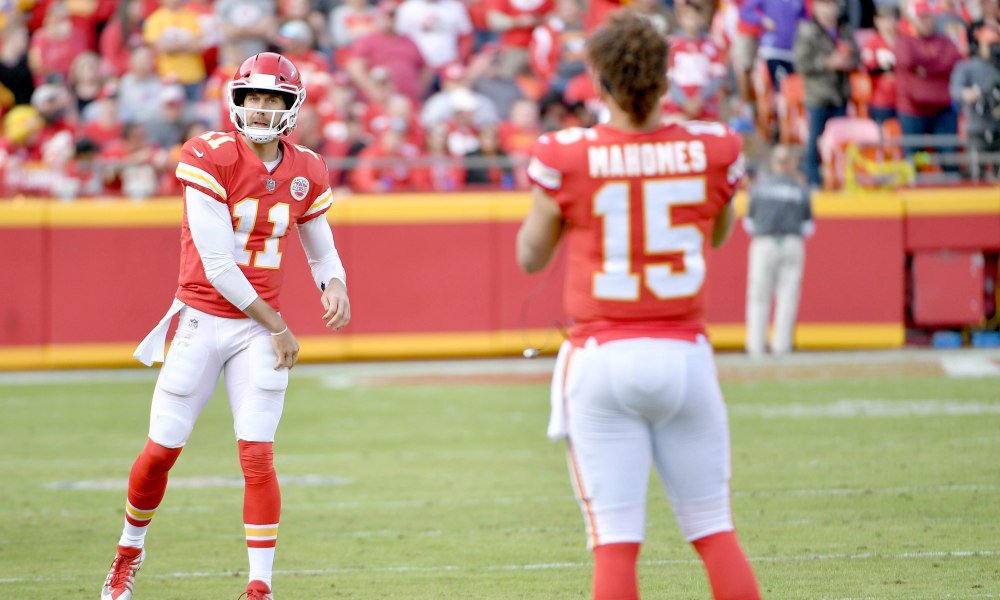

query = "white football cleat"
[[101, 545, 145, 600], [239, 580, 274, 599]]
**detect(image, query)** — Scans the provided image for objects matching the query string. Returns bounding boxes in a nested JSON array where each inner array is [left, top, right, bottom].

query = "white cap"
[[449, 88, 479, 112]]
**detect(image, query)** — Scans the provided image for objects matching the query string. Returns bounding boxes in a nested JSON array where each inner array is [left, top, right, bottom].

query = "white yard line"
[[731, 399, 1000, 419], [2, 549, 998, 584], [941, 355, 1000, 378]]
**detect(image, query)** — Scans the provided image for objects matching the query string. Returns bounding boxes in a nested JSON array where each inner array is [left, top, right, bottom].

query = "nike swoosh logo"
[[194, 149, 204, 157]]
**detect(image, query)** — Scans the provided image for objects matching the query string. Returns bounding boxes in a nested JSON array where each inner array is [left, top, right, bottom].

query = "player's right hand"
[[271, 329, 300, 370]]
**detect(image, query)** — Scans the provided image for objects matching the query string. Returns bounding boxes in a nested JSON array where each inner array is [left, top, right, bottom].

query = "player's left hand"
[[321, 279, 351, 331]]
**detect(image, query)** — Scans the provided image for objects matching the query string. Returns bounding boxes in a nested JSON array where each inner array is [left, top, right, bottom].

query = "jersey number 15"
[[593, 178, 706, 301]]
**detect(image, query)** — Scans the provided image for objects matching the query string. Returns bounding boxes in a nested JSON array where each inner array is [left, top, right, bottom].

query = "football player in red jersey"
[[517, 12, 761, 600], [101, 53, 350, 600]]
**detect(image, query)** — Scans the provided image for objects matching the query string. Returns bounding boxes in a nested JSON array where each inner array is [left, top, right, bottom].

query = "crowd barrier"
[[0, 187, 997, 370]]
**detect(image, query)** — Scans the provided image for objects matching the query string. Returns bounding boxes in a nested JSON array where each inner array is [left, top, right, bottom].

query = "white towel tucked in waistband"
[[133, 298, 185, 367]]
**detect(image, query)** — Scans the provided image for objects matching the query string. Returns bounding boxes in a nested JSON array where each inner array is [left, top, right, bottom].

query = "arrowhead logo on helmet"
[[228, 52, 307, 144]]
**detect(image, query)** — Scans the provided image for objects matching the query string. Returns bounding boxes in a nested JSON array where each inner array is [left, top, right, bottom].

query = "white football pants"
[[556, 336, 734, 548], [745, 235, 805, 355], [148, 306, 288, 448]]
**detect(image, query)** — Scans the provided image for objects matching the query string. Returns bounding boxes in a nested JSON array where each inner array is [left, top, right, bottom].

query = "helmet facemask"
[[229, 83, 306, 144]]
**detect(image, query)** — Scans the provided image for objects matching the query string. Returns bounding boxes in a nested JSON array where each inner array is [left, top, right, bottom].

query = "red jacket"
[[894, 33, 961, 116]]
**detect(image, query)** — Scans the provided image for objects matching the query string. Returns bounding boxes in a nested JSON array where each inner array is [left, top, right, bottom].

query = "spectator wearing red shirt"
[[583, 0, 624, 31], [100, 121, 164, 199], [28, 2, 89, 87], [30, 83, 77, 150], [664, 2, 728, 121], [529, 0, 586, 93], [0, 103, 71, 197], [329, 0, 378, 66], [486, 0, 554, 77], [365, 91, 426, 148], [347, 1, 431, 105], [499, 97, 539, 154], [79, 95, 125, 150], [98, 0, 148, 77], [351, 127, 431, 192], [895, 0, 962, 165], [861, 4, 899, 123]]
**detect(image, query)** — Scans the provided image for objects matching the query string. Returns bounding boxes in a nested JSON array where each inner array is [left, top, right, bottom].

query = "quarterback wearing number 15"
[[517, 12, 760, 600], [101, 53, 350, 600]]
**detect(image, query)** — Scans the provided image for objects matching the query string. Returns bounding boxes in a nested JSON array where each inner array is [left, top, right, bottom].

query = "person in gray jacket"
[[744, 145, 814, 356], [793, 0, 858, 187], [950, 26, 1000, 178]]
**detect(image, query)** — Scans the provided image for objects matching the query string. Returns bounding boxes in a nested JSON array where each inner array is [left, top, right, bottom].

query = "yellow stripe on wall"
[[0, 324, 904, 371], [732, 191, 905, 218], [3, 187, 996, 228], [902, 188, 1000, 215], [708, 323, 906, 348]]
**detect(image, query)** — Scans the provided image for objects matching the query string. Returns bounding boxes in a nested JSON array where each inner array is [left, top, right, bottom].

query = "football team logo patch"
[[290, 176, 309, 201]]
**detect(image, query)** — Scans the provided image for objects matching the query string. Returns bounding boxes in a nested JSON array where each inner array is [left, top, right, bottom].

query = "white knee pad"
[[673, 494, 734, 542], [148, 397, 196, 448]]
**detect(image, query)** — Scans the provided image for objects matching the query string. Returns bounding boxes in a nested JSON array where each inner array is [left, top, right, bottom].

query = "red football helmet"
[[228, 52, 307, 143]]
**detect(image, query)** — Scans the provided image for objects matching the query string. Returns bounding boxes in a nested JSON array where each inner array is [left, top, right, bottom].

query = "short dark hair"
[[586, 11, 667, 126]]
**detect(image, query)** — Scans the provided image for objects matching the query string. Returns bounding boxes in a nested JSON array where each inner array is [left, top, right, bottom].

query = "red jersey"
[[527, 122, 744, 344], [664, 34, 727, 120], [860, 33, 896, 109], [174, 131, 334, 318], [488, 0, 554, 48]]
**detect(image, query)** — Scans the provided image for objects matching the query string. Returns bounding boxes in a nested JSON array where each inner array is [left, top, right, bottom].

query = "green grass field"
[[1, 354, 998, 599]]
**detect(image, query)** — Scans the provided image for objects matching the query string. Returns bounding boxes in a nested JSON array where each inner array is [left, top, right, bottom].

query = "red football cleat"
[[238, 580, 274, 600], [101, 545, 145, 600]]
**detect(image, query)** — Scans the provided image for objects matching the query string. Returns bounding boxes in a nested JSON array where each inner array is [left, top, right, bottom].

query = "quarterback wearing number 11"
[[101, 53, 350, 600]]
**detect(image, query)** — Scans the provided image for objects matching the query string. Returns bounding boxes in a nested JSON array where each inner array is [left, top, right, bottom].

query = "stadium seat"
[[776, 73, 806, 144]]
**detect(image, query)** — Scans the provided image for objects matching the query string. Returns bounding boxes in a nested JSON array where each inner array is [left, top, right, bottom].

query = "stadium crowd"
[[0, 0, 997, 199]]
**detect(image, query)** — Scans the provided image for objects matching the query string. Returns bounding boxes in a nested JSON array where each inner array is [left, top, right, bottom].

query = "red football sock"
[[691, 531, 761, 600], [593, 542, 640, 600], [239, 440, 281, 548], [125, 438, 182, 526]]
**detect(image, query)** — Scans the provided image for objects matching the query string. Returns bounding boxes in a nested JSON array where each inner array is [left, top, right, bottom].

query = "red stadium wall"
[[0, 188, 995, 370]]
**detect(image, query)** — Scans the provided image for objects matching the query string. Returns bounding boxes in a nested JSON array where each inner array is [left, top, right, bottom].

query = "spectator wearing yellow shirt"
[[143, 0, 206, 101]]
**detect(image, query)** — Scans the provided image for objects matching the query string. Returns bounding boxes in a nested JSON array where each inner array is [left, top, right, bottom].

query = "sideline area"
[[0, 347, 997, 387]]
